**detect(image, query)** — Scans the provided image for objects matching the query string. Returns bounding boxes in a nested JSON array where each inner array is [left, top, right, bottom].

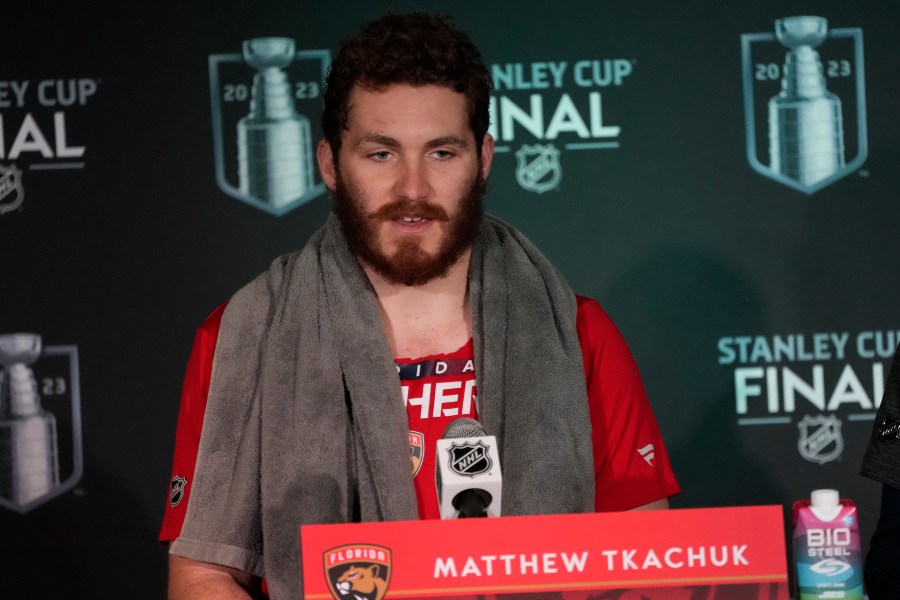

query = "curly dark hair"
[[321, 12, 493, 156]]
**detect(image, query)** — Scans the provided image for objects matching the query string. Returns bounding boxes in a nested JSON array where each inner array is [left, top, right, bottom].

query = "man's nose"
[[394, 158, 431, 200]]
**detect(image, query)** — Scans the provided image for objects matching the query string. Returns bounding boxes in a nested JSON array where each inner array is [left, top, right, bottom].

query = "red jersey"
[[159, 296, 679, 541]]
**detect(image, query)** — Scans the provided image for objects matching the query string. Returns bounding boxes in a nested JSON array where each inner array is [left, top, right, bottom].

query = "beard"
[[332, 167, 486, 286]]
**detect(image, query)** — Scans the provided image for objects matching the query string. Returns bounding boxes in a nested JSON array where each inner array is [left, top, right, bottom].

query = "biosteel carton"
[[792, 489, 863, 599]]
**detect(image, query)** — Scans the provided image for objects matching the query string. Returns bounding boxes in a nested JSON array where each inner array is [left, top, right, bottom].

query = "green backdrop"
[[2, 1, 896, 597]]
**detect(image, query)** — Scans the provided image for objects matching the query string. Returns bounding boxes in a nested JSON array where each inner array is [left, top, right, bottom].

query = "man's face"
[[318, 84, 494, 286]]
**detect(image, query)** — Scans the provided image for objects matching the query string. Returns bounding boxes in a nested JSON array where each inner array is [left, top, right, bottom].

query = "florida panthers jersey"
[[159, 296, 679, 542]]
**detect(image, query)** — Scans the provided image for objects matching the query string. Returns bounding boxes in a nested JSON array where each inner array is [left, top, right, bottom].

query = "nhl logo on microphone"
[[436, 432, 502, 518], [447, 441, 493, 478]]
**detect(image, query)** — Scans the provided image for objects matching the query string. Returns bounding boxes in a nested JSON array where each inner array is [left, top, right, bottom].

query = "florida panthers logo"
[[324, 544, 392, 600], [409, 430, 424, 477]]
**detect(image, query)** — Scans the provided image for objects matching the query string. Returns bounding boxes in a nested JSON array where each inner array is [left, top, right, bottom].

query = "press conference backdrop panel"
[[1, 1, 896, 597]]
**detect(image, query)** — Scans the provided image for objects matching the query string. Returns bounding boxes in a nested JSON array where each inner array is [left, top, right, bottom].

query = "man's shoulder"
[[199, 301, 228, 335], [573, 294, 635, 359], [575, 294, 599, 309], [574, 295, 613, 328]]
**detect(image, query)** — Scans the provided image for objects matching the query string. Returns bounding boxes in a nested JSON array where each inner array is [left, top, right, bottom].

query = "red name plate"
[[301, 505, 788, 599]]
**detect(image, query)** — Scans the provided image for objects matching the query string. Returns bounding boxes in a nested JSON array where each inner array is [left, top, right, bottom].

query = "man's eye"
[[432, 150, 454, 159], [371, 151, 392, 160]]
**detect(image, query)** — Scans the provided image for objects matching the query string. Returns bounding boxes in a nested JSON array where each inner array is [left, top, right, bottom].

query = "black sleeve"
[[865, 483, 900, 599]]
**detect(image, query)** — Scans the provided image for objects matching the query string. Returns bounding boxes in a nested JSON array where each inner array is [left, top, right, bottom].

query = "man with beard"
[[161, 12, 679, 600]]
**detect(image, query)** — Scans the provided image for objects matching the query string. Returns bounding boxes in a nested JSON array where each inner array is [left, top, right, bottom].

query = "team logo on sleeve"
[[637, 444, 656, 466], [170, 475, 188, 507], [408, 431, 424, 477], [877, 413, 900, 444], [324, 544, 392, 600]]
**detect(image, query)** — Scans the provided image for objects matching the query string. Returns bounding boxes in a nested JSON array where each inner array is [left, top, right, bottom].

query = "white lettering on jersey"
[[433, 381, 461, 417], [402, 379, 476, 419], [405, 383, 432, 419]]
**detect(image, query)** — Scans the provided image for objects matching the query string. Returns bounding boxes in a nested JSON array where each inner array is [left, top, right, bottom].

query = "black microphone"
[[435, 417, 502, 519]]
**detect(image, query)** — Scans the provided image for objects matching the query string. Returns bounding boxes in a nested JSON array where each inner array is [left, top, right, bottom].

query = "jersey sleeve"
[[576, 296, 680, 511], [861, 342, 900, 489], [158, 302, 227, 542]]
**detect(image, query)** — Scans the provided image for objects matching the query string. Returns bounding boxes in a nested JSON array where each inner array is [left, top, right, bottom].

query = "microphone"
[[435, 417, 502, 519]]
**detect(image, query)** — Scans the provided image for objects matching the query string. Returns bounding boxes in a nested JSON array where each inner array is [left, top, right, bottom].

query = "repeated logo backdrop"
[[2, 1, 897, 597]]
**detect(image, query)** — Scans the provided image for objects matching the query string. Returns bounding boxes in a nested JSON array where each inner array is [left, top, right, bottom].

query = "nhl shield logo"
[[448, 440, 492, 477], [0, 163, 25, 215], [324, 544, 392, 600], [209, 38, 331, 216], [408, 430, 424, 477], [741, 16, 867, 194], [515, 144, 562, 193], [0, 335, 83, 513], [170, 475, 188, 507], [797, 414, 844, 464]]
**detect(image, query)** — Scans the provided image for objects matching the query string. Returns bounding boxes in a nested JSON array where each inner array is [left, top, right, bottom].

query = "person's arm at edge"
[[630, 498, 670, 511], [163, 304, 265, 599], [576, 296, 681, 512], [864, 483, 900, 599], [169, 555, 262, 600]]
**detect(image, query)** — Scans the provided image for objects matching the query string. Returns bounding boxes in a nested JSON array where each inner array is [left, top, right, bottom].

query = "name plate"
[[301, 505, 788, 599]]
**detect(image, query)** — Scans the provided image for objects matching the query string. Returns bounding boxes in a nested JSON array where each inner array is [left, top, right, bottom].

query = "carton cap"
[[811, 489, 840, 508]]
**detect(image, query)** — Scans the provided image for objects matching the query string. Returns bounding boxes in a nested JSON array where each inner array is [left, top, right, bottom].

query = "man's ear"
[[317, 139, 337, 190], [480, 134, 495, 180]]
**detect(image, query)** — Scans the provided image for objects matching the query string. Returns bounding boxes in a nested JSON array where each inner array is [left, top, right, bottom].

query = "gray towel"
[[171, 212, 594, 599]]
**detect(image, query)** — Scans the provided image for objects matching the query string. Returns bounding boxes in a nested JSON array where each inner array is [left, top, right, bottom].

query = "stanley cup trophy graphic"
[[237, 37, 315, 210], [768, 16, 845, 187], [0, 334, 60, 508]]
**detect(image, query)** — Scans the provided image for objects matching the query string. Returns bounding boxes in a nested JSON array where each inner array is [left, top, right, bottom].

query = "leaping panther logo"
[[336, 565, 388, 600], [324, 544, 392, 600]]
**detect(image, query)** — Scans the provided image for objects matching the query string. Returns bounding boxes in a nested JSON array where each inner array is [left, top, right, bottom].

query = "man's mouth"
[[371, 200, 449, 223]]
